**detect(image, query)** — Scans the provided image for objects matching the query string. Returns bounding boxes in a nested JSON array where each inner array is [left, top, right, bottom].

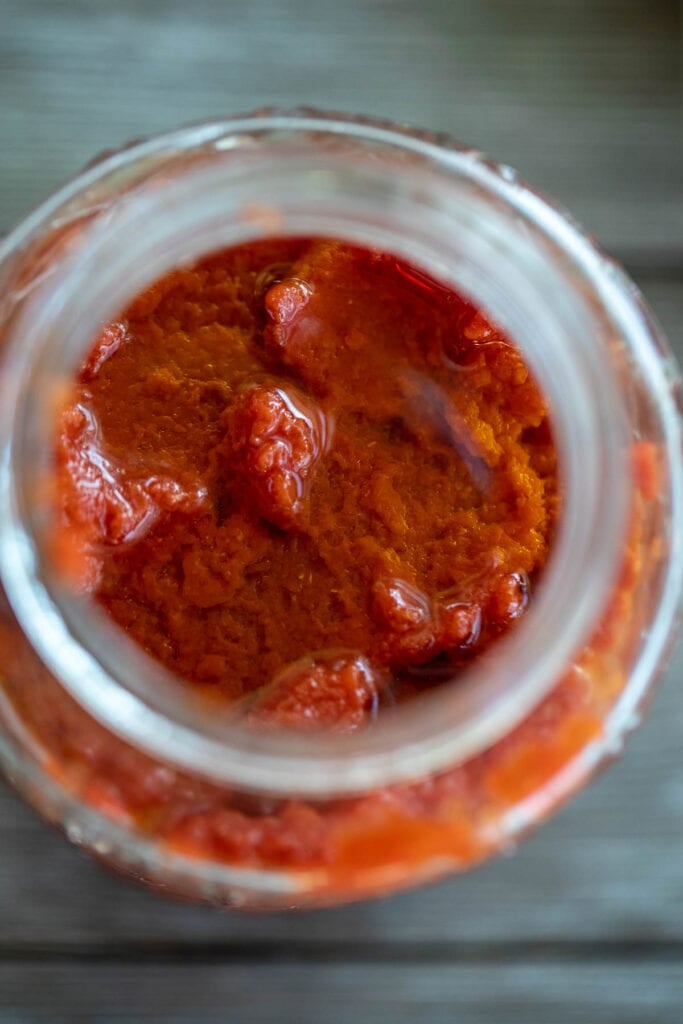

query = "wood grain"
[[0, 0, 680, 255], [0, 961, 681, 1024]]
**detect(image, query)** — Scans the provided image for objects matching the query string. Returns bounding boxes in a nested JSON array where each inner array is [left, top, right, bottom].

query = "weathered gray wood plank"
[[0, 0, 680, 255], [0, 961, 681, 1024]]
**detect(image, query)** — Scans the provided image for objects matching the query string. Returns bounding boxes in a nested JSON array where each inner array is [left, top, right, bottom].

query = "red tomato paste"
[[51, 238, 558, 732]]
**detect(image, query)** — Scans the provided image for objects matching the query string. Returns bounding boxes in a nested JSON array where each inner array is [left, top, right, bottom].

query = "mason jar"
[[0, 110, 680, 908]]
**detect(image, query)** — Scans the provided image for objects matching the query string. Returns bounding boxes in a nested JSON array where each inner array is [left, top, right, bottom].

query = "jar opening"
[[0, 114, 634, 795]]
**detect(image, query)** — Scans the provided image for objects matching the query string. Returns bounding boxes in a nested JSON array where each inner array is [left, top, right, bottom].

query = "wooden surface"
[[0, 1, 681, 1021]]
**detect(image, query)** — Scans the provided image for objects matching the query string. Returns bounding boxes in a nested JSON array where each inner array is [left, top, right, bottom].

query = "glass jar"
[[0, 110, 680, 908]]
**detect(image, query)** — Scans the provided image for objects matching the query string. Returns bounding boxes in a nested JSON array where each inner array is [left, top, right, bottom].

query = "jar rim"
[[0, 110, 680, 796]]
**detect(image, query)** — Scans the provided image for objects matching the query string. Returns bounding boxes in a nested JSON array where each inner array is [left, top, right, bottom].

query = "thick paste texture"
[[53, 239, 558, 728]]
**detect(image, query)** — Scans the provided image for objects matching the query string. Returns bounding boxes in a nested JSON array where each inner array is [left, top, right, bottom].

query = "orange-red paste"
[[52, 236, 557, 729], [53, 238, 558, 731]]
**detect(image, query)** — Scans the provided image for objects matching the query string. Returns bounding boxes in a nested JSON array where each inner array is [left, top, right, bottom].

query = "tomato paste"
[[52, 238, 558, 731]]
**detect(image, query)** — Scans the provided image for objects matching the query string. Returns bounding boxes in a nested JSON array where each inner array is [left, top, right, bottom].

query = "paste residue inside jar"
[[51, 239, 559, 731]]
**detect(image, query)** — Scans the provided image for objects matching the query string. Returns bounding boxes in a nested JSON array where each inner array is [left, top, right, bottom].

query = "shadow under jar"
[[0, 110, 680, 909]]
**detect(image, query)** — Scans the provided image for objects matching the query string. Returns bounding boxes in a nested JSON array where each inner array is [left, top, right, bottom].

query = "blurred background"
[[0, 0, 681, 1022]]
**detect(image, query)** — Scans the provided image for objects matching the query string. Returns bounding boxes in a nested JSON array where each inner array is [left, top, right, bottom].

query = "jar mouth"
[[0, 110, 673, 797]]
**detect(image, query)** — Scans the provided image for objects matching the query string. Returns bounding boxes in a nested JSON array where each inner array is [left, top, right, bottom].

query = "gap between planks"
[[0, 939, 681, 965]]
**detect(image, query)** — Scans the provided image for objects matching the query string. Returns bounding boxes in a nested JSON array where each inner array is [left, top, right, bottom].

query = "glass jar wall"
[[0, 111, 680, 907]]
